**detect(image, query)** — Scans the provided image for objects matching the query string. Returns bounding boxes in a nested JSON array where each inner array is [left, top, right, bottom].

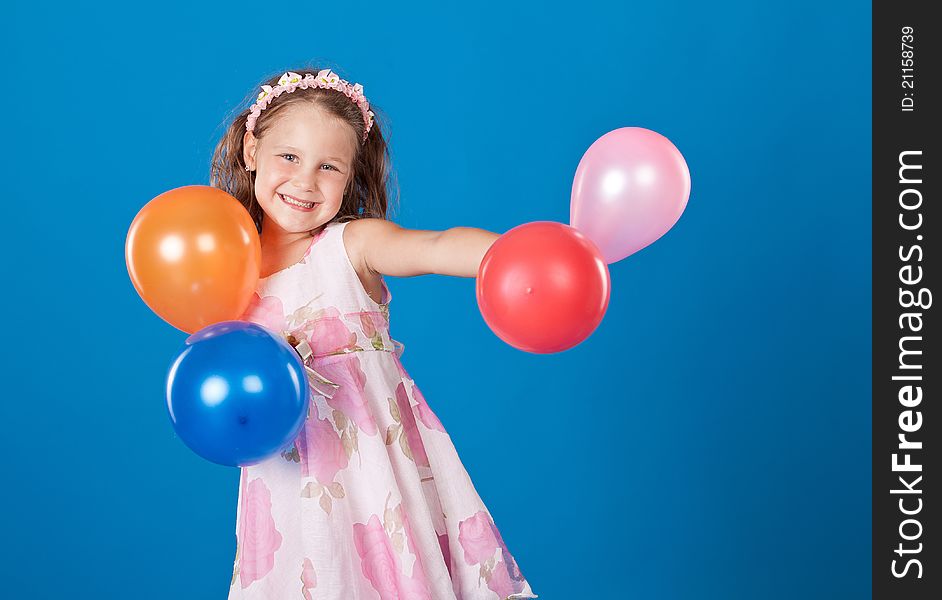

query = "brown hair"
[[209, 66, 398, 232]]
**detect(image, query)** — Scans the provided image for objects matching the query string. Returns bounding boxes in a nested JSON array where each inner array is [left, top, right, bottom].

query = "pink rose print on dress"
[[314, 355, 377, 436], [298, 411, 349, 484], [297, 405, 349, 514], [411, 383, 446, 433], [242, 293, 286, 333], [458, 511, 501, 565], [239, 478, 283, 588], [487, 558, 516, 599], [397, 568, 433, 600], [389, 356, 445, 434], [458, 511, 528, 598], [353, 495, 433, 600], [353, 514, 402, 599], [393, 381, 431, 467], [347, 310, 389, 337], [306, 306, 359, 356], [490, 515, 527, 591], [345, 309, 390, 350], [301, 557, 317, 600]]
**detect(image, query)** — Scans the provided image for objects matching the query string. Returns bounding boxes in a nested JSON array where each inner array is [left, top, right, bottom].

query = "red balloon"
[[476, 222, 610, 353]]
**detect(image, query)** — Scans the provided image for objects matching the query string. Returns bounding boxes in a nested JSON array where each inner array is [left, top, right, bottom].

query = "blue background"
[[2, 0, 871, 597]]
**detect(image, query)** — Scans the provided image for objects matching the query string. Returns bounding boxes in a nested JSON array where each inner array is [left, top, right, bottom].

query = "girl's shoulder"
[[342, 218, 441, 280], [337, 218, 388, 305], [340, 217, 390, 269]]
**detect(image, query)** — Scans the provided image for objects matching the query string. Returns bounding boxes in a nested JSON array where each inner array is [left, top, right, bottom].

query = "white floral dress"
[[228, 220, 538, 600]]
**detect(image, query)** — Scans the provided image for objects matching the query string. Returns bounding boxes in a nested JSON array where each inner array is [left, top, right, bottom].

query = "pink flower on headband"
[[278, 72, 303, 86], [315, 69, 340, 86], [256, 85, 273, 102], [245, 70, 375, 142]]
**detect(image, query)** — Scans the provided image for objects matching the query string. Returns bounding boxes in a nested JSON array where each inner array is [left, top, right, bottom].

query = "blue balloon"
[[166, 321, 309, 467]]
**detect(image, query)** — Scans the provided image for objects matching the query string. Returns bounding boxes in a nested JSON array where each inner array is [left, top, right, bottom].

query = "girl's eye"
[[279, 155, 338, 171]]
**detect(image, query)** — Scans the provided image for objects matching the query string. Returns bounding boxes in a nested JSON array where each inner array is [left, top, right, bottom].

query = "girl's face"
[[243, 104, 358, 236]]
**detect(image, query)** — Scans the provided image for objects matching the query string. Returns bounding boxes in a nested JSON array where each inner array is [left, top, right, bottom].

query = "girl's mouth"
[[278, 193, 317, 210]]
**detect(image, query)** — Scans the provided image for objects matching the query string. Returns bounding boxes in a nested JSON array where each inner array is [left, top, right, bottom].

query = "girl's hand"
[[346, 218, 499, 278]]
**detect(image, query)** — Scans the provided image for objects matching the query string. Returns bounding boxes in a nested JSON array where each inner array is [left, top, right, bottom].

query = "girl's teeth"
[[281, 194, 314, 208]]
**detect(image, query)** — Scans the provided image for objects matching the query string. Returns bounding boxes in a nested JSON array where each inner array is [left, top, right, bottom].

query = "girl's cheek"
[[269, 163, 293, 179]]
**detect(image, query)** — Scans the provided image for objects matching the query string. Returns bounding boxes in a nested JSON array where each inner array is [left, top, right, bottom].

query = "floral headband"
[[245, 70, 375, 142]]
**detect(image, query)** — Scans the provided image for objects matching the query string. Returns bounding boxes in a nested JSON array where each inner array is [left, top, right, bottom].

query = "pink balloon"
[[570, 127, 690, 264]]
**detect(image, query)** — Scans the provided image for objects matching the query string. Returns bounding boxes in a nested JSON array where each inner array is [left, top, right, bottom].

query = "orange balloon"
[[125, 185, 262, 333]]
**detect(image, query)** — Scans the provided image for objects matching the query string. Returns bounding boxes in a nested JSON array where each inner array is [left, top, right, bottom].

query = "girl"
[[210, 68, 539, 600]]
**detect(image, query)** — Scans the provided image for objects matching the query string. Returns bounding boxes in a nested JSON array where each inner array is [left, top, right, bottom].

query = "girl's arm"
[[346, 218, 499, 278]]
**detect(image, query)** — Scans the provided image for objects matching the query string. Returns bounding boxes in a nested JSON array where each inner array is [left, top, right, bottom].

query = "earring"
[[245, 166, 252, 172]]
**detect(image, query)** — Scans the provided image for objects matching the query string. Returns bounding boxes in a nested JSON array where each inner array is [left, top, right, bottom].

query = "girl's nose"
[[292, 170, 320, 193]]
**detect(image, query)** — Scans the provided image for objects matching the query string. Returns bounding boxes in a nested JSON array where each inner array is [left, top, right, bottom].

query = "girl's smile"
[[277, 193, 319, 210]]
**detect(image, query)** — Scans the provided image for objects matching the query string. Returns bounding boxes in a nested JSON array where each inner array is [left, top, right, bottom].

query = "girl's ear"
[[243, 131, 258, 170]]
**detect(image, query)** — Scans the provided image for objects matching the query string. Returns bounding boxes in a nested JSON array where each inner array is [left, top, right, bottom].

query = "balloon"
[[476, 222, 610, 353], [570, 127, 690, 264], [126, 185, 262, 333], [166, 321, 309, 467]]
